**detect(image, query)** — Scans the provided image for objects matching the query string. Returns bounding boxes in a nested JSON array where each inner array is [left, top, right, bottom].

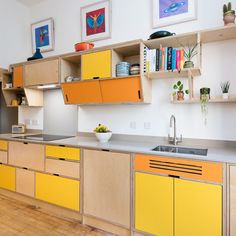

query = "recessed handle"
[[23, 142, 28, 145], [93, 76, 100, 80]]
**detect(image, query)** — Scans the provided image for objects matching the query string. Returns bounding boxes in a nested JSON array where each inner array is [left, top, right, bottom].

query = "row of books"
[[144, 46, 185, 73]]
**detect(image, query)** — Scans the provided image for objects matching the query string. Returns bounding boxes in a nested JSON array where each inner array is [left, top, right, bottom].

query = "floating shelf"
[[172, 96, 236, 104]]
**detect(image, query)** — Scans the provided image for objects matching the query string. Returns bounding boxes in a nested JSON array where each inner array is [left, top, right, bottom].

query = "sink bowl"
[[152, 145, 208, 156]]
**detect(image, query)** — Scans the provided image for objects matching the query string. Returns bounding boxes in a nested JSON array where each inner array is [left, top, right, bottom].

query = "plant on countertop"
[[223, 2, 235, 25], [94, 124, 111, 133], [173, 81, 189, 101], [182, 44, 198, 69], [221, 81, 230, 99], [94, 124, 112, 143]]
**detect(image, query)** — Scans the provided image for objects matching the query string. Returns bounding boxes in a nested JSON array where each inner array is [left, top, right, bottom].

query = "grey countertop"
[[1, 132, 236, 164]]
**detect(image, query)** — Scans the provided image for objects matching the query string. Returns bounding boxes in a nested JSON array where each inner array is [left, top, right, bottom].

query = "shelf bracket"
[[188, 69, 194, 99]]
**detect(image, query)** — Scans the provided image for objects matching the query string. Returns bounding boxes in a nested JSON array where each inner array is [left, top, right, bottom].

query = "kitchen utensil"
[[149, 30, 175, 40], [74, 42, 94, 51]]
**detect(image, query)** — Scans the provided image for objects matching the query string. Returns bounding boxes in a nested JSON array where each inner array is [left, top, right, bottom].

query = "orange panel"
[[100, 77, 142, 103], [61, 81, 102, 104], [135, 154, 222, 183], [13, 66, 23, 88]]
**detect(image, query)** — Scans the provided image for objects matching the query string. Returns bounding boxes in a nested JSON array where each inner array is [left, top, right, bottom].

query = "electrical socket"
[[144, 122, 151, 129], [130, 121, 136, 129], [32, 119, 39, 126], [25, 119, 31, 125]]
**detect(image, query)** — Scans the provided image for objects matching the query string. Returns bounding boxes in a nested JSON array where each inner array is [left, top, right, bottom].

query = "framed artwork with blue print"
[[31, 18, 54, 53]]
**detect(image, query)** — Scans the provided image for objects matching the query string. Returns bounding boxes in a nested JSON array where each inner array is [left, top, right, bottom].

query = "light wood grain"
[[8, 141, 45, 171], [24, 88, 43, 106], [0, 151, 7, 164], [83, 149, 131, 228], [230, 165, 236, 236]]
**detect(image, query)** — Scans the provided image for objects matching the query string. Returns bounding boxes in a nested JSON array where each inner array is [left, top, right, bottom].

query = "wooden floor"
[[0, 194, 111, 236]]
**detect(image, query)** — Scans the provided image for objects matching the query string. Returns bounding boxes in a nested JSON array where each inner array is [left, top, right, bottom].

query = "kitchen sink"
[[152, 145, 208, 156]]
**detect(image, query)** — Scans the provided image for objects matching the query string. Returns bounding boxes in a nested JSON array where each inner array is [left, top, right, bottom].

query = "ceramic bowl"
[[74, 42, 94, 51], [95, 132, 112, 143]]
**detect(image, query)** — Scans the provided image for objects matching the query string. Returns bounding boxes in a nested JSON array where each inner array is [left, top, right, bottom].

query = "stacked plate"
[[116, 62, 130, 77], [130, 64, 140, 75]]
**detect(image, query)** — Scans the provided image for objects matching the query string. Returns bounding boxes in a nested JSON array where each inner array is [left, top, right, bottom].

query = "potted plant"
[[200, 87, 210, 125], [173, 81, 188, 101], [93, 124, 112, 143], [183, 44, 198, 69], [223, 2, 235, 26], [220, 81, 230, 99]]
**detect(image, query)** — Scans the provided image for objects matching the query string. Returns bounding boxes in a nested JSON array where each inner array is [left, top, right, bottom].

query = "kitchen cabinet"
[[16, 168, 35, 197], [36, 173, 80, 211], [135, 172, 173, 236], [229, 165, 236, 235], [24, 59, 59, 86], [0, 140, 8, 151], [83, 149, 131, 227], [61, 81, 102, 104], [0, 164, 16, 191], [13, 65, 24, 88], [134, 154, 222, 236], [81, 50, 111, 80], [8, 141, 44, 171]]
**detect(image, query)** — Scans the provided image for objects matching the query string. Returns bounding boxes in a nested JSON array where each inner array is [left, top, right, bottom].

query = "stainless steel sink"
[[152, 145, 208, 156]]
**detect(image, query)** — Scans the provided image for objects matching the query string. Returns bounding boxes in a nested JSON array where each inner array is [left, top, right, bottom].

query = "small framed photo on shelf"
[[31, 18, 54, 53], [152, 0, 197, 28], [81, 0, 111, 42]]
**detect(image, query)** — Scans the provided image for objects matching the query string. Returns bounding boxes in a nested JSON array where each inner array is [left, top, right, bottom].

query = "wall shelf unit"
[[172, 96, 236, 104]]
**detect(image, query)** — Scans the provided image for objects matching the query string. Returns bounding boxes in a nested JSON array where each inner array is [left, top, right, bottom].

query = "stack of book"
[[144, 46, 185, 73]]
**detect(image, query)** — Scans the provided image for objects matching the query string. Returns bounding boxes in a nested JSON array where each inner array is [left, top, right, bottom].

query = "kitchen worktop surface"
[[1, 132, 236, 163]]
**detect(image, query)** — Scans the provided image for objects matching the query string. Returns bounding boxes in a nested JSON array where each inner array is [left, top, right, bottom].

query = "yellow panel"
[[0, 140, 8, 151], [175, 178, 222, 236], [0, 165, 16, 191], [36, 173, 80, 211], [82, 50, 111, 80], [46, 145, 80, 161], [135, 172, 173, 236]]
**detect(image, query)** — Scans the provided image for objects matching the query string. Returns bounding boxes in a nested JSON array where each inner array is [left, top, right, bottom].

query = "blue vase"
[[33, 48, 43, 59]]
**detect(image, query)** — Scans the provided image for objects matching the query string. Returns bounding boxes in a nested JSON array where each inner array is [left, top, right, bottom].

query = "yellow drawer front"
[[135, 172, 174, 236], [36, 173, 80, 211], [46, 145, 80, 161], [0, 165, 16, 191], [175, 178, 222, 236], [82, 50, 111, 80], [0, 140, 8, 151]]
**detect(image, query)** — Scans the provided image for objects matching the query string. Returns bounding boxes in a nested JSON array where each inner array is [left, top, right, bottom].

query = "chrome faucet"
[[168, 115, 182, 145]]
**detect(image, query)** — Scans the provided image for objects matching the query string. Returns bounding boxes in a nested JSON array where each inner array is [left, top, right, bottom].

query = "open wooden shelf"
[[146, 68, 201, 79], [172, 96, 236, 104]]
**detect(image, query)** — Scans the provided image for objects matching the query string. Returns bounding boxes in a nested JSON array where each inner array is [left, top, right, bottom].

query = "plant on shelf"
[[173, 81, 189, 101], [223, 2, 235, 26], [183, 44, 198, 69], [93, 124, 112, 143], [220, 81, 230, 99], [200, 87, 210, 125]]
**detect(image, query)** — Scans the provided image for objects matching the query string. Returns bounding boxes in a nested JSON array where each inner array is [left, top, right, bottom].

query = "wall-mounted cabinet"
[[13, 65, 24, 88]]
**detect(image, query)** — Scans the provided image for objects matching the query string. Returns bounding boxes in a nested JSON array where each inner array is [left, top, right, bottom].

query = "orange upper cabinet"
[[61, 81, 102, 104], [13, 65, 23, 88], [100, 77, 142, 103], [81, 50, 111, 80]]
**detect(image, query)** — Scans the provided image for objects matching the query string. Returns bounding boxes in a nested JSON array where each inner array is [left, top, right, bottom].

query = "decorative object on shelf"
[[130, 64, 140, 75], [27, 48, 43, 61], [81, 0, 111, 42], [64, 76, 81, 82], [183, 43, 198, 68], [11, 99, 18, 106], [200, 87, 210, 125], [31, 18, 54, 53], [5, 83, 12, 89], [74, 42, 94, 51], [116, 62, 130, 77], [223, 2, 235, 26], [173, 80, 188, 101], [148, 30, 175, 40], [21, 97, 27, 105], [152, 0, 197, 28], [94, 124, 112, 143], [220, 81, 230, 99]]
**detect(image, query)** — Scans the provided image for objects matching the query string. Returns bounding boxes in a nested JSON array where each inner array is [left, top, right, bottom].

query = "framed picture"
[[152, 0, 197, 28], [81, 0, 111, 42], [31, 18, 54, 53]]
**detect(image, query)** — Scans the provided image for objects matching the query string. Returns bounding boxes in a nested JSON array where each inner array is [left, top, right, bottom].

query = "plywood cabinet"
[[229, 165, 236, 236], [83, 149, 131, 227], [24, 59, 59, 86]]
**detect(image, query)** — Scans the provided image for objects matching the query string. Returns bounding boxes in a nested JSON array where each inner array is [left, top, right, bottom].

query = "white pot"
[[222, 93, 229, 99], [95, 132, 112, 143]]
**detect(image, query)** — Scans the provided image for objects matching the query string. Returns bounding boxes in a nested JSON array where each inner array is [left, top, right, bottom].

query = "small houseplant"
[[200, 87, 210, 125], [173, 81, 189, 101], [93, 124, 112, 143], [220, 81, 230, 99], [183, 44, 198, 68], [223, 2, 235, 26]]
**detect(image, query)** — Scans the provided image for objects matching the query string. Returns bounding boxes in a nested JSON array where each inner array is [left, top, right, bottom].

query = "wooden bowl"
[[74, 42, 94, 51]]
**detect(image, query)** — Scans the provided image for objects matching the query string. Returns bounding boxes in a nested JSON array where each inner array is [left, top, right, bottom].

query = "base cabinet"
[[229, 165, 236, 235], [0, 164, 16, 191], [35, 173, 80, 211]]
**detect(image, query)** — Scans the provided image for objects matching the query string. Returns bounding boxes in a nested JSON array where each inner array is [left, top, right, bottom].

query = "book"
[[180, 49, 184, 69], [176, 49, 181, 70], [156, 49, 160, 71], [167, 47, 173, 70], [159, 45, 163, 71], [164, 47, 168, 71], [172, 48, 177, 71], [161, 47, 165, 70]]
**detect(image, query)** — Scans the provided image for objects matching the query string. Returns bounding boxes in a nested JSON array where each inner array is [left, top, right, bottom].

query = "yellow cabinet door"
[[0, 165, 16, 191], [175, 178, 222, 236], [36, 173, 80, 211], [135, 172, 174, 236], [45, 145, 80, 161], [82, 50, 111, 80]]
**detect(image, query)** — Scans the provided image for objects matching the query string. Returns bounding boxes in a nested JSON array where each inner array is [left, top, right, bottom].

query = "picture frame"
[[81, 0, 111, 42], [31, 18, 54, 53], [152, 0, 197, 28]]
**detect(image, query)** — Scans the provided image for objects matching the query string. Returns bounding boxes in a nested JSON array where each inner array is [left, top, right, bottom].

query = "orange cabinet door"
[[61, 81, 102, 104], [100, 77, 142, 103], [13, 65, 23, 88]]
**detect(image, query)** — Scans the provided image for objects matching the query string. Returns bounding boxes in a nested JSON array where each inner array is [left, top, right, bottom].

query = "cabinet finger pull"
[[168, 174, 180, 178]]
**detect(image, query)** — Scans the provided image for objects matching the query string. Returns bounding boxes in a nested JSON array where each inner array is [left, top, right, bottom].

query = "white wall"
[[19, 0, 236, 140]]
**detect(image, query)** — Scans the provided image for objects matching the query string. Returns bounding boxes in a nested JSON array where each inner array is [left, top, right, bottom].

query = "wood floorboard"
[[0, 194, 112, 236]]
